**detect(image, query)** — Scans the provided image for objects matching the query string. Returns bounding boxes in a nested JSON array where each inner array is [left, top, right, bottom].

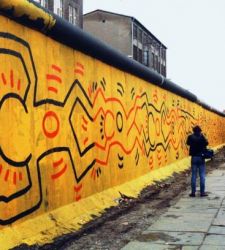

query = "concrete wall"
[[0, 1, 225, 248], [84, 11, 132, 56]]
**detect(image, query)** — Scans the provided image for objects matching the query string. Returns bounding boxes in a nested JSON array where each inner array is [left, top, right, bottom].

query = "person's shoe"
[[189, 193, 195, 197], [200, 193, 208, 197]]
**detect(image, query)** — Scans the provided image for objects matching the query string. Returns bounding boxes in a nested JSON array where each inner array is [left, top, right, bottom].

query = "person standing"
[[186, 125, 208, 197]]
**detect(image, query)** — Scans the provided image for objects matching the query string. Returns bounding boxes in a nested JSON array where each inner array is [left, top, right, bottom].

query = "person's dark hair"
[[193, 125, 202, 134]]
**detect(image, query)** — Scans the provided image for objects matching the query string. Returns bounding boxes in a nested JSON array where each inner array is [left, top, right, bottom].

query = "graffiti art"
[[0, 29, 224, 226]]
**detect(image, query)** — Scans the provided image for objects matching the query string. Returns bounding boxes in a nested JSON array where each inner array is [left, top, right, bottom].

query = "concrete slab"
[[177, 197, 223, 205], [207, 176, 225, 181], [182, 247, 199, 250], [209, 226, 225, 234], [207, 172, 225, 176], [146, 217, 212, 232], [207, 170, 225, 177], [170, 200, 221, 211], [168, 207, 218, 215], [217, 208, 225, 216], [203, 234, 225, 245], [200, 245, 225, 250], [207, 183, 225, 187], [121, 241, 184, 250], [213, 217, 225, 226], [168, 206, 218, 214], [137, 231, 204, 245], [207, 187, 225, 191], [208, 191, 225, 197], [161, 211, 215, 219], [207, 183, 225, 186], [208, 183, 225, 187]]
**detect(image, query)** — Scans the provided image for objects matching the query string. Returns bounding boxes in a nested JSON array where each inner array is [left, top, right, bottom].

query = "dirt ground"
[[15, 147, 225, 250]]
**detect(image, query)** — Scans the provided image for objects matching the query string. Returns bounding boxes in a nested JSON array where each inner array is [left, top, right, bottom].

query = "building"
[[33, 0, 83, 28], [84, 10, 167, 77]]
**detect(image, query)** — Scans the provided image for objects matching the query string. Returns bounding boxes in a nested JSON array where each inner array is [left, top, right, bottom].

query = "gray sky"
[[84, 0, 225, 112]]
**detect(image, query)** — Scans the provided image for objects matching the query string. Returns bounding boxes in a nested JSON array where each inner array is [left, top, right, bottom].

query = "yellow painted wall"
[[0, 12, 225, 241]]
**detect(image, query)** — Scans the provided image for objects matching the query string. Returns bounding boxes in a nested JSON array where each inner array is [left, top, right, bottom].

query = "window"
[[152, 54, 155, 68], [155, 45, 159, 56], [162, 65, 165, 76], [143, 50, 149, 66], [54, 0, 63, 17], [162, 49, 166, 60], [154, 55, 158, 70], [138, 48, 142, 63], [133, 45, 143, 63], [40, 0, 48, 8], [33, 0, 47, 8], [143, 33, 148, 45], [151, 45, 155, 54], [69, 5, 77, 25], [133, 45, 138, 60], [149, 52, 153, 68], [137, 28, 142, 43], [133, 24, 137, 40]]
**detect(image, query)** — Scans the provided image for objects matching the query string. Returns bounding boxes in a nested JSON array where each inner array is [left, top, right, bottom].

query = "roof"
[[84, 9, 167, 49]]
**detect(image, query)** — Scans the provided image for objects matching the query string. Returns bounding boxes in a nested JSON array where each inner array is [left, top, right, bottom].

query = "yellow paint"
[[0, 145, 223, 249], [0, 155, 192, 249], [0, 8, 225, 248], [0, 0, 56, 30]]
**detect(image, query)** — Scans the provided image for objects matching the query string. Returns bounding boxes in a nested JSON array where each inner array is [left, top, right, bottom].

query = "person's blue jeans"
[[191, 156, 206, 194]]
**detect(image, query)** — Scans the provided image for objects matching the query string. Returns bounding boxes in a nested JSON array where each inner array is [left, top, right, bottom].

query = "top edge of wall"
[[0, 0, 224, 117]]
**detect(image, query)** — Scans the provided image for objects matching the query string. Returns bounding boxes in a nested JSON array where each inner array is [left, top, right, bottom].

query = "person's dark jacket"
[[186, 133, 208, 156]]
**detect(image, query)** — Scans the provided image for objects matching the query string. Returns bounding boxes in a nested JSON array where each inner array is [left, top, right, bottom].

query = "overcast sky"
[[84, 0, 225, 112]]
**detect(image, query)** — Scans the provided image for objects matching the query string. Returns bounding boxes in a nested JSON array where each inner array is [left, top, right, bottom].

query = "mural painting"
[[0, 15, 225, 228]]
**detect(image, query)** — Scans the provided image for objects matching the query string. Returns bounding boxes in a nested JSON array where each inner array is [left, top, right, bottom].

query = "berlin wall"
[[0, 0, 225, 248]]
